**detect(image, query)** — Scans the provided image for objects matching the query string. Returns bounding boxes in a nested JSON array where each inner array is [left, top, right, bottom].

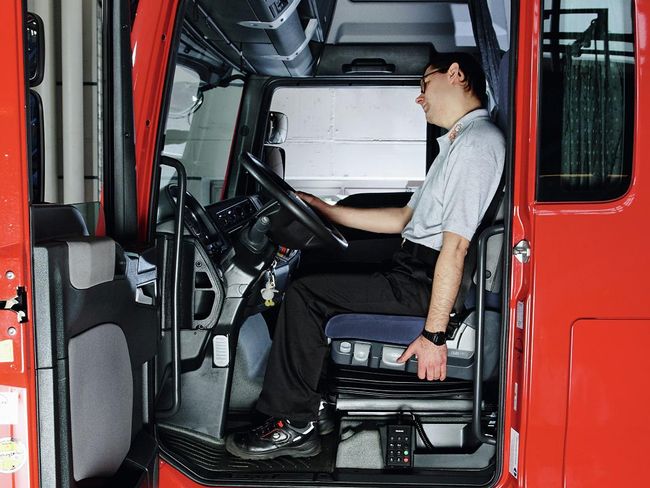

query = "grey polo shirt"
[[401, 108, 505, 251]]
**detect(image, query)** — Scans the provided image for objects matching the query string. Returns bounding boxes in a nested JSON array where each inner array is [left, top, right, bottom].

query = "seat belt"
[[449, 176, 505, 329]]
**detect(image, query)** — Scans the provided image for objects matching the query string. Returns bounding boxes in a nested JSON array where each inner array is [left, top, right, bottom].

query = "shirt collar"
[[436, 108, 490, 145]]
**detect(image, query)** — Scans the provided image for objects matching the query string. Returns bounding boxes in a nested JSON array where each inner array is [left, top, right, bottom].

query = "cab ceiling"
[[187, 0, 510, 77]]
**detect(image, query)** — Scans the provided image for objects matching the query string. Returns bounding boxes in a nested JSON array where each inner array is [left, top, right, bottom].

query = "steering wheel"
[[241, 152, 348, 251]]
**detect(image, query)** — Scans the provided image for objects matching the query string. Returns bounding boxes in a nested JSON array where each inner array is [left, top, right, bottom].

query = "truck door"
[[0, 1, 179, 487], [0, 2, 39, 487], [512, 0, 648, 486]]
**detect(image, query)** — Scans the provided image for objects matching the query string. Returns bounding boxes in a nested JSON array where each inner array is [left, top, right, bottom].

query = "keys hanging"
[[261, 262, 278, 307]]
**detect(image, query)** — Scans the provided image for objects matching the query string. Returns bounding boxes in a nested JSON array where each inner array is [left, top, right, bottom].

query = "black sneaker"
[[225, 418, 321, 460], [318, 400, 337, 436]]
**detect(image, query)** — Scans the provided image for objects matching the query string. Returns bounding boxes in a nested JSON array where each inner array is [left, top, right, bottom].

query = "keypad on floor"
[[386, 425, 413, 468]]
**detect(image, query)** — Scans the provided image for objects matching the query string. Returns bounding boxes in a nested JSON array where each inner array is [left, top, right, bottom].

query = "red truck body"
[[1, 1, 648, 487]]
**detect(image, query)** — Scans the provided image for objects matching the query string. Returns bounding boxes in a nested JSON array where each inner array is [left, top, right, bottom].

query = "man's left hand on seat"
[[397, 335, 448, 381]]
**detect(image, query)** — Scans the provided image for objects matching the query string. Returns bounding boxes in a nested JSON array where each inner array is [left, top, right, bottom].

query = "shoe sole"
[[225, 436, 322, 460]]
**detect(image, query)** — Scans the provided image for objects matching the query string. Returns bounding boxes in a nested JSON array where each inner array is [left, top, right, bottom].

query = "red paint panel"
[[564, 320, 650, 487], [132, 0, 180, 242], [159, 460, 215, 488], [490, 1, 541, 486], [514, 1, 650, 487], [0, 1, 39, 487]]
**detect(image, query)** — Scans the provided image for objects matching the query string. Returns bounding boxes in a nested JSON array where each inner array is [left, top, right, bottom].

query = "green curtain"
[[560, 31, 624, 190]]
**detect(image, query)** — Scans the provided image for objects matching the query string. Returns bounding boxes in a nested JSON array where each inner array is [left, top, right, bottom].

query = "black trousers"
[[256, 244, 439, 422]]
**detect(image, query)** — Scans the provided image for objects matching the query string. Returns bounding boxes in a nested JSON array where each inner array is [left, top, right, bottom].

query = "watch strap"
[[421, 329, 447, 346]]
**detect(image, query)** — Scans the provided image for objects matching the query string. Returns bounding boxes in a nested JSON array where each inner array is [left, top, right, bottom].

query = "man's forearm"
[[299, 192, 413, 234], [325, 205, 412, 234], [424, 233, 468, 333]]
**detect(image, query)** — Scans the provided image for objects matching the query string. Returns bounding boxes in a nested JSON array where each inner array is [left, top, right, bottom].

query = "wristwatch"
[[421, 329, 447, 346]]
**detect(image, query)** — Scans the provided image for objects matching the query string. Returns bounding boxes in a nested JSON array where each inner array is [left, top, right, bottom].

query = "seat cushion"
[[325, 311, 501, 381], [324, 314, 425, 346]]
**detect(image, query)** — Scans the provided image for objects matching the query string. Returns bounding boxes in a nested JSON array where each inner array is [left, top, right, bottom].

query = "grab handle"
[[156, 156, 186, 418], [473, 224, 504, 445]]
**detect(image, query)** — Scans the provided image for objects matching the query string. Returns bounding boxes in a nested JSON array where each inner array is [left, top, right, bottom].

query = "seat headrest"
[[32, 204, 90, 244]]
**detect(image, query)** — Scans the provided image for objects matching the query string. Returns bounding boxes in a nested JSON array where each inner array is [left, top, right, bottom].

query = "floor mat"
[[158, 425, 337, 475]]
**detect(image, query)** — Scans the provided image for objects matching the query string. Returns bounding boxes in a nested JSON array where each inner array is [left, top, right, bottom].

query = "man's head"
[[416, 52, 486, 128]]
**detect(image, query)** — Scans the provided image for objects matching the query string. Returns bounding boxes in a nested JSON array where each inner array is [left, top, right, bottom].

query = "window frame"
[[535, 0, 636, 203]]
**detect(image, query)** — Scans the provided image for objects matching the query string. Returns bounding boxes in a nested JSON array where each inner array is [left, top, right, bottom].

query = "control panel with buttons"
[[385, 424, 413, 468], [207, 197, 260, 233]]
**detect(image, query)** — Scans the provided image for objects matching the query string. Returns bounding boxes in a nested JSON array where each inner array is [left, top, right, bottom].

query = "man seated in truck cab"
[[226, 52, 505, 460]]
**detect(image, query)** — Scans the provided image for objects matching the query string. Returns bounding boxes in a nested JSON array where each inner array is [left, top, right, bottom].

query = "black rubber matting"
[[158, 425, 337, 475]]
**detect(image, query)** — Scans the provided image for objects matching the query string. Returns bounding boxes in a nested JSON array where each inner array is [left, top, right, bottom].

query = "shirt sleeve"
[[406, 184, 422, 209], [441, 144, 499, 242]]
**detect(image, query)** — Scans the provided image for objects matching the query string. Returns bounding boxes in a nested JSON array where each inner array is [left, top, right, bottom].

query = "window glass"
[[269, 86, 426, 203], [537, 0, 634, 202], [28, 90, 44, 203], [162, 63, 243, 205]]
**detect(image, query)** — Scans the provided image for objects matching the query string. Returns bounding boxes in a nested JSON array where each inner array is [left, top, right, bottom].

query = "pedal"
[[385, 424, 413, 468]]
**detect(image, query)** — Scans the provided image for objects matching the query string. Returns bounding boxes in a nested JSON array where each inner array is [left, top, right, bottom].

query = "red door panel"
[[512, 1, 650, 486], [564, 319, 650, 486], [0, 2, 39, 487]]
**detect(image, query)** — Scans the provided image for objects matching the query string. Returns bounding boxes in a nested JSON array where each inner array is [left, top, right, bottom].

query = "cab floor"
[[157, 424, 337, 475]]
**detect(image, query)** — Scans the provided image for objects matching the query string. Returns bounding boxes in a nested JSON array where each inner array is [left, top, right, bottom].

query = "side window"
[[537, 0, 634, 202], [28, 90, 44, 203], [162, 64, 244, 205], [269, 86, 426, 203]]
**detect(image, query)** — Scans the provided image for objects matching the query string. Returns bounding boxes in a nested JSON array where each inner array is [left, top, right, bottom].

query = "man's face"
[[416, 66, 443, 124]]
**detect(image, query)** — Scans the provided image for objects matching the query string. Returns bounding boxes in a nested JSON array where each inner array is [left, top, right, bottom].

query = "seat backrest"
[[264, 145, 285, 179], [453, 51, 511, 313], [481, 50, 510, 296], [496, 52, 510, 133], [32, 205, 158, 486], [31, 203, 89, 242]]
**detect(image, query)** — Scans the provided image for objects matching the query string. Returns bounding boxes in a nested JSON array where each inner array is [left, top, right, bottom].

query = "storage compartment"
[[186, 0, 335, 76], [335, 417, 496, 470]]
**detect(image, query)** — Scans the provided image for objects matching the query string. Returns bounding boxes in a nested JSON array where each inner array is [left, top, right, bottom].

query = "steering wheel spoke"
[[242, 152, 348, 252]]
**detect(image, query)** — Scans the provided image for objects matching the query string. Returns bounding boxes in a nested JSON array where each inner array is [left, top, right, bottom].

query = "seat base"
[[326, 310, 501, 381]]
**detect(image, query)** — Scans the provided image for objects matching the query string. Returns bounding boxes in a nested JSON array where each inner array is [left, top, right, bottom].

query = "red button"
[[403, 457, 409, 463]]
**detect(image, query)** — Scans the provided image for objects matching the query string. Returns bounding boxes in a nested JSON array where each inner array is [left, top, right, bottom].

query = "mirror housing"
[[265, 112, 288, 145], [26, 13, 45, 86]]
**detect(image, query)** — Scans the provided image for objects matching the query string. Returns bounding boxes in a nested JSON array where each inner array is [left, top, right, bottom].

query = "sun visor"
[[315, 44, 434, 76]]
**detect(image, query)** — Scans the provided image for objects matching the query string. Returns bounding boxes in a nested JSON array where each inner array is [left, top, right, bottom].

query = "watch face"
[[432, 332, 447, 346]]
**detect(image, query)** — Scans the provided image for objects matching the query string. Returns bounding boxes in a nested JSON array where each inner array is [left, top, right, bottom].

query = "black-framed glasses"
[[420, 70, 440, 93]]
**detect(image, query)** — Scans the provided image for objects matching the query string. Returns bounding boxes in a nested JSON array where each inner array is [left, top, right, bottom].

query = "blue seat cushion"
[[324, 314, 425, 346]]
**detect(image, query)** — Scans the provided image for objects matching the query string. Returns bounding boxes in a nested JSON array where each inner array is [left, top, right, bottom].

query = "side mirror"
[[26, 13, 45, 87], [265, 112, 288, 144]]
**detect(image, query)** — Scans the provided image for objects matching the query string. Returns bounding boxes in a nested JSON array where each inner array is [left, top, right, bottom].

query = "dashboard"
[[206, 196, 262, 234], [188, 195, 263, 259]]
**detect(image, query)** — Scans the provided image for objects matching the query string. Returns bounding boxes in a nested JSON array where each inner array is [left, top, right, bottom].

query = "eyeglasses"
[[420, 70, 440, 93]]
